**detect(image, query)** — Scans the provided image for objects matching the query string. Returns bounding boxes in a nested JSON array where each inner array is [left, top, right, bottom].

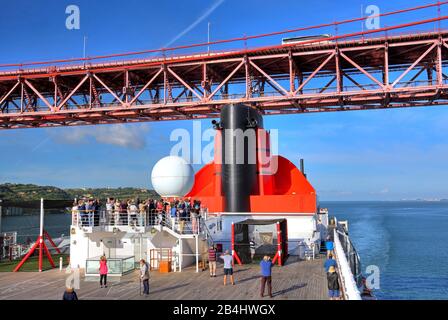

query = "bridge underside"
[[2, 31, 448, 129]]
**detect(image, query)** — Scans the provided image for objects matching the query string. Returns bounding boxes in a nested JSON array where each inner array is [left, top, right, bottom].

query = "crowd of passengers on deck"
[[71, 197, 202, 231]]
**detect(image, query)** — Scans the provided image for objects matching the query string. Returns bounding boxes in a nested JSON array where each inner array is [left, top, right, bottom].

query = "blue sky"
[[1, 0, 448, 200]]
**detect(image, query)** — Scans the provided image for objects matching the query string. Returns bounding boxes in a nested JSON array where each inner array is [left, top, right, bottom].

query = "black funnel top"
[[220, 104, 263, 212]]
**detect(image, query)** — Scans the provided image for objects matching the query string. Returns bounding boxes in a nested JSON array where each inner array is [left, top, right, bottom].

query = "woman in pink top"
[[99, 255, 108, 288]]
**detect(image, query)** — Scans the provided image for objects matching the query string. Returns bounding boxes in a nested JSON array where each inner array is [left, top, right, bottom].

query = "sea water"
[[322, 201, 448, 300], [0, 211, 71, 243]]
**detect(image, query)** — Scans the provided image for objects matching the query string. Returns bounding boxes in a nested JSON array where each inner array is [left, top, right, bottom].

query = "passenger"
[[201, 248, 208, 271], [62, 287, 78, 300], [105, 198, 112, 214], [260, 256, 273, 298], [327, 266, 340, 300], [191, 205, 198, 233], [361, 277, 374, 298], [78, 200, 86, 226], [138, 201, 146, 226], [129, 201, 138, 226], [177, 201, 185, 234], [99, 255, 108, 288], [148, 199, 156, 224], [148, 198, 155, 211], [156, 199, 163, 212], [325, 235, 334, 258], [156, 200, 164, 225], [208, 245, 217, 277], [106, 198, 114, 224], [163, 198, 170, 213], [324, 254, 337, 272], [158, 211, 164, 226], [85, 199, 94, 226], [193, 199, 201, 212], [114, 199, 121, 226], [250, 238, 256, 261], [140, 259, 150, 295], [170, 203, 177, 230], [71, 201, 79, 226], [219, 250, 235, 285], [93, 199, 101, 226], [184, 198, 191, 217], [120, 200, 128, 224]]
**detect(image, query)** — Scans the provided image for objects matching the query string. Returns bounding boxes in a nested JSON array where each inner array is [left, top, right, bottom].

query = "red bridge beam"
[[1, 30, 448, 129]]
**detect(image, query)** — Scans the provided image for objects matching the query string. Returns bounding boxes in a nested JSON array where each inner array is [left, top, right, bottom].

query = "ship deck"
[[0, 256, 328, 300]]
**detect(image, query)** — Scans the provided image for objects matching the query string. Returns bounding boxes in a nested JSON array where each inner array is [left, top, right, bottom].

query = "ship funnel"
[[221, 104, 263, 212], [300, 158, 306, 178]]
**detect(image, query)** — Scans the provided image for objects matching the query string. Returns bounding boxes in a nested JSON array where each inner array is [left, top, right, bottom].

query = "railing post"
[[333, 228, 361, 300], [179, 239, 183, 272], [59, 256, 63, 271], [195, 234, 199, 273]]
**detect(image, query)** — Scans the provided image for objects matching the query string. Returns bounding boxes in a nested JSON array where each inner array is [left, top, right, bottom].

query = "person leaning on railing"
[[120, 200, 128, 224], [170, 204, 177, 229], [106, 198, 114, 225], [78, 200, 86, 226], [114, 199, 121, 226], [191, 207, 198, 233], [177, 202, 186, 234], [85, 199, 94, 226], [93, 199, 101, 226], [128, 200, 138, 226], [138, 200, 146, 226], [71, 201, 79, 226]]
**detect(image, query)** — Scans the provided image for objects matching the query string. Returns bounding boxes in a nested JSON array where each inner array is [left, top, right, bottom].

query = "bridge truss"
[[2, 6, 448, 129]]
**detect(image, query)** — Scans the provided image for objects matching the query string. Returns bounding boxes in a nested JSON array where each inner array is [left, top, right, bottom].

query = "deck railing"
[[333, 225, 362, 300], [71, 208, 209, 237]]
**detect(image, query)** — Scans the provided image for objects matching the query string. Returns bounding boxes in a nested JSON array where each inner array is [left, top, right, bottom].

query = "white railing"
[[333, 228, 362, 300], [71, 209, 212, 238]]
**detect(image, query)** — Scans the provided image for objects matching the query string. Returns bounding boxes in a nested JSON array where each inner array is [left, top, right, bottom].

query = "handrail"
[[71, 208, 212, 237], [333, 228, 362, 300], [199, 211, 214, 248]]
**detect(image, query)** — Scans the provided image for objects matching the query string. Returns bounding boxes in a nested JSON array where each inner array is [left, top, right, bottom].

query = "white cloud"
[[370, 188, 389, 195], [50, 124, 150, 149]]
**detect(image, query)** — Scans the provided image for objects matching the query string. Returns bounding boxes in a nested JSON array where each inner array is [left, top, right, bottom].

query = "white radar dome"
[[151, 156, 195, 197]]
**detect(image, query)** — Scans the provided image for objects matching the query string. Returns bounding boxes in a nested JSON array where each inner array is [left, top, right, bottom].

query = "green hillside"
[[0, 183, 71, 201], [0, 183, 159, 202], [64, 187, 159, 201]]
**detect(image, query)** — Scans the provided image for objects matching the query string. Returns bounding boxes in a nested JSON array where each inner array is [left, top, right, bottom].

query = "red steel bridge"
[[2, 2, 448, 129]]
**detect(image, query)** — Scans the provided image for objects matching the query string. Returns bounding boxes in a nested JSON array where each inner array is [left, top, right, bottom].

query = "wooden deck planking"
[[0, 256, 328, 300]]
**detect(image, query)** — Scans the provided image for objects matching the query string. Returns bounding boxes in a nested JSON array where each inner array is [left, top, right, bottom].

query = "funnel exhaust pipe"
[[300, 158, 306, 178]]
